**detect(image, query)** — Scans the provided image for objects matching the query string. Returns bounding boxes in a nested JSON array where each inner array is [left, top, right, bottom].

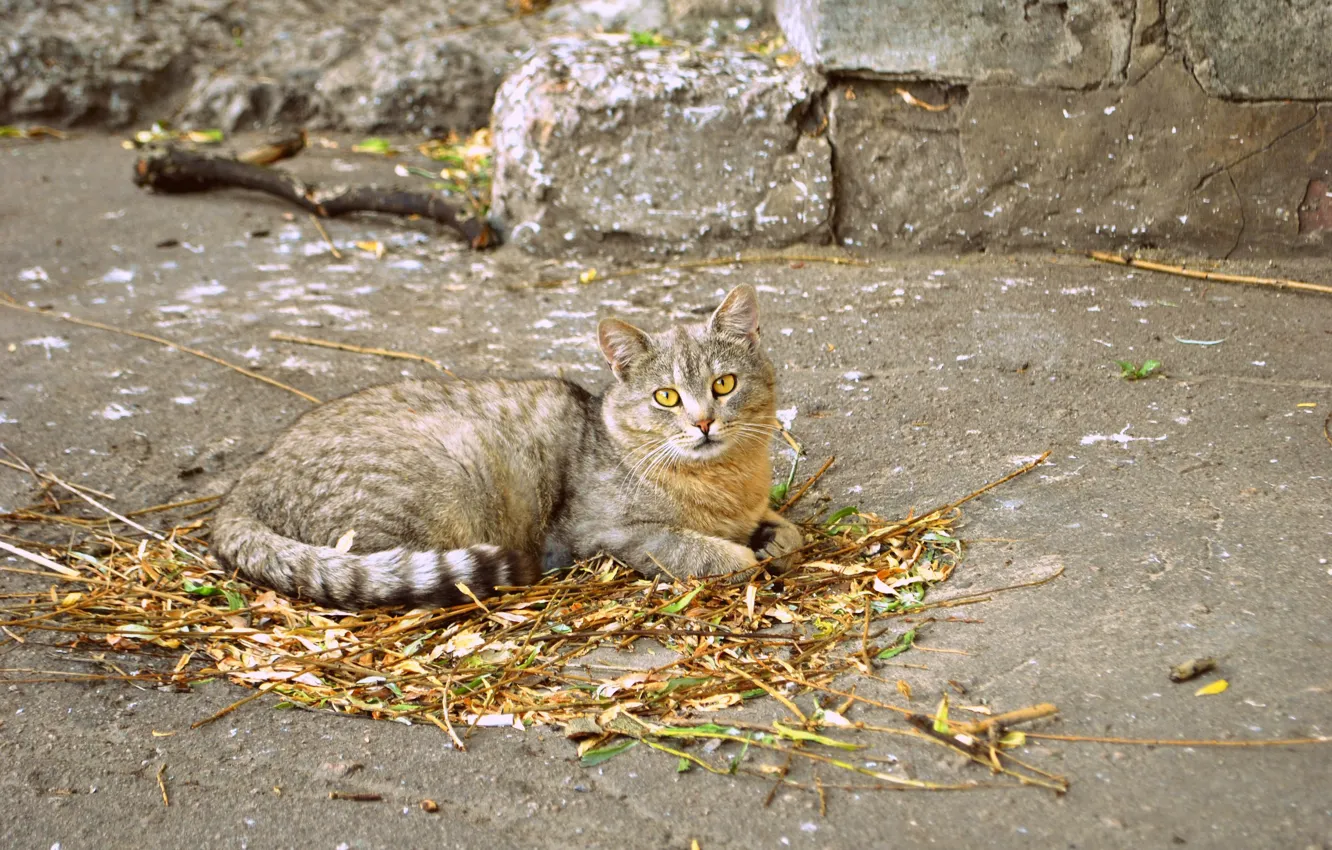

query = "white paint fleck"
[[173, 396, 197, 405], [23, 336, 68, 358], [775, 406, 798, 431], [1080, 424, 1167, 446], [19, 266, 48, 282], [98, 403, 133, 420], [178, 281, 226, 301], [101, 268, 135, 284]]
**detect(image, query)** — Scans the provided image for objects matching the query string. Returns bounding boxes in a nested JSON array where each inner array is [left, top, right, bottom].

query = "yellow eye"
[[653, 387, 680, 407], [712, 374, 737, 396]]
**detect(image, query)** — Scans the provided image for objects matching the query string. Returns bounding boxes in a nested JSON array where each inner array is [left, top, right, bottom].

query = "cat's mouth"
[[682, 432, 728, 459]]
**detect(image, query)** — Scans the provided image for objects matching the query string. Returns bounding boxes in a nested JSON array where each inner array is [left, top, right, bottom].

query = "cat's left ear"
[[708, 284, 760, 344], [598, 318, 652, 380]]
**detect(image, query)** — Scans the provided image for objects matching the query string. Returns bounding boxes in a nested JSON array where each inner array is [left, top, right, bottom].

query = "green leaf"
[[876, 628, 916, 660], [769, 482, 789, 506], [580, 739, 638, 766], [352, 137, 394, 155], [549, 623, 572, 634], [1139, 359, 1162, 377], [181, 577, 219, 596], [656, 677, 711, 696], [824, 506, 860, 527], [630, 30, 665, 46], [676, 756, 692, 773], [1114, 359, 1137, 378], [659, 584, 703, 615], [771, 723, 861, 750], [0, 126, 22, 137], [932, 695, 950, 733], [739, 687, 767, 700], [222, 586, 245, 611]]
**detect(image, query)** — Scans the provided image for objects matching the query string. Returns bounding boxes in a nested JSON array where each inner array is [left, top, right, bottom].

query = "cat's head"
[[597, 284, 778, 464]]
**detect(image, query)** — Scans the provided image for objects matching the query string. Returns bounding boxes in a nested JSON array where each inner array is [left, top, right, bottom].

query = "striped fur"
[[211, 285, 806, 610], [212, 514, 540, 609]]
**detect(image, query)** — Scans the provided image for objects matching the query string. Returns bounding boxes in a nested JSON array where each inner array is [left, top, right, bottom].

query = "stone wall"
[[773, 0, 1332, 256], [4, 0, 1326, 256]]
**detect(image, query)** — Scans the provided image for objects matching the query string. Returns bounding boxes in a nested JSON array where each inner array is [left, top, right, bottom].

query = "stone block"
[[831, 60, 1324, 256], [777, 0, 1134, 88], [491, 36, 832, 253], [1166, 0, 1332, 100], [0, 0, 680, 132], [0, 0, 202, 127]]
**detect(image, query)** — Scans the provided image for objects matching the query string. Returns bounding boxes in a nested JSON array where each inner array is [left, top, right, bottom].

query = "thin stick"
[[36, 470, 204, 565], [426, 710, 467, 752], [724, 662, 807, 724], [1087, 251, 1332, 296], [308, 214, 343, 258], [125, 496, 221, 518], [779, 456, 835, 514], [190, 688, 267, 729], [0, 456, 116, 500], [953, 703, 1058, 735], [156, 763, 169, 807], [913, 646, 970, 656], [329, 791, 382, 802], [271, 332, 456, 378], [1026, 732, 1331, 748], [0, 540, 80, 577], [0, 300, 321, 404], [523, 253, 871, 289]]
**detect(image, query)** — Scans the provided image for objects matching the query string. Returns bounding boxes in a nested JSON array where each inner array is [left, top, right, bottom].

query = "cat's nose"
[[696, 418, 714, 435]]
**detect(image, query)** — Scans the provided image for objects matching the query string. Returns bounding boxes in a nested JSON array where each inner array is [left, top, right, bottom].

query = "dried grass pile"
[[1, 454, 1070, 797]]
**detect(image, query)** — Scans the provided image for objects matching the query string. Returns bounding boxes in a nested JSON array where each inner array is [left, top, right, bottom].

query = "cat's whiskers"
[[614, 438, 676, 501]]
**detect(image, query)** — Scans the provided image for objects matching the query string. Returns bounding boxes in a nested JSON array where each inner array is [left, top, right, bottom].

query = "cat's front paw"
[[749, 517, 805, 573]]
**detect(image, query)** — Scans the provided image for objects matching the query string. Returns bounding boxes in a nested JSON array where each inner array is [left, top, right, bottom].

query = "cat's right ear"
[[598, 319, 651, 380]]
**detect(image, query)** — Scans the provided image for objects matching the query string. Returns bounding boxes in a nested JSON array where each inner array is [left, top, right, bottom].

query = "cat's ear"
[[598, 318, 652, 380], [708, 284, 760, 343]]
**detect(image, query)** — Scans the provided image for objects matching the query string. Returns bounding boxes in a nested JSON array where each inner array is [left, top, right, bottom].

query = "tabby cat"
[[211, 284, 804, 609]]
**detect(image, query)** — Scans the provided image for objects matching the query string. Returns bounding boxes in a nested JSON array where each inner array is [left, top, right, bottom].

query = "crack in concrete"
[[1191, 109, 1319, 195], [1221, 167, 1245, 260]]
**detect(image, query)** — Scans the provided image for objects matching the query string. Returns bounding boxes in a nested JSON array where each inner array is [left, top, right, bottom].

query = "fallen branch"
[[0, 299, 320, 404], [132, 146, 496, 249], [1027, 732, 1331, 748], [270, 331, 456, 378], [1087, 251, 1332, 296]]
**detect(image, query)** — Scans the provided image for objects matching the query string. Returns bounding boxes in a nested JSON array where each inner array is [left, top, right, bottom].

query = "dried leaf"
[[932, 694, 950, 733], [333, 530, 356, 553]]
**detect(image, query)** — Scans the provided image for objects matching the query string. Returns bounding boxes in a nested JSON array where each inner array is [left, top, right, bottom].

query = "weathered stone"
[[777, 0, 1134, 88], [0, 0, 206, 127], [1166, 0, 1332, 100], [1227, 105, 1332, 254], [826, 81, 968, 248], [831, 60, 1324, 256], [0, 0, 687, 132], [491, 36, 832, 253]]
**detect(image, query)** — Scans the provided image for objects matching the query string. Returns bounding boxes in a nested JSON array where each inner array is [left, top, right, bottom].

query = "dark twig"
[[133, 146, 496, 249]]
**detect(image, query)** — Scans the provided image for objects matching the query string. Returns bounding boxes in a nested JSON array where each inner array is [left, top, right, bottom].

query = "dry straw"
[[2, 454, 1096, 800]]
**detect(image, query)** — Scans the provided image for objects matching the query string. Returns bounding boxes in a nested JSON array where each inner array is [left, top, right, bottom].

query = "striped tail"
[[211, 515, 541, 609]]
